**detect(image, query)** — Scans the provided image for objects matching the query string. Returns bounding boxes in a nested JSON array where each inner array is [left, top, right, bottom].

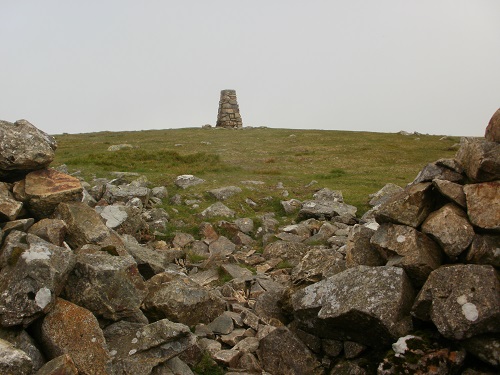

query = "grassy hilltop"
[[53, 127, 460, 229]]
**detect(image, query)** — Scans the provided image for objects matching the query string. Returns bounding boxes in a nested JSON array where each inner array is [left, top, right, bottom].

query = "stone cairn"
[[216, 89, 243, 128]]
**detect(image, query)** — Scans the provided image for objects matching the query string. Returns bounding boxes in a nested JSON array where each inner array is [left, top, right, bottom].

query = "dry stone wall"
[[216, 89, 243, 128]]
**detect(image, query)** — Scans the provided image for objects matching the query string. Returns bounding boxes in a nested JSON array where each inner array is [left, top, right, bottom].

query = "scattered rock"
[[175, 175, 205, 189]]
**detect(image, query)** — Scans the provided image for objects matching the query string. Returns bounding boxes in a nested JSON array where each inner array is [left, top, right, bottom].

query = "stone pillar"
[[216, 89, 243, 128]]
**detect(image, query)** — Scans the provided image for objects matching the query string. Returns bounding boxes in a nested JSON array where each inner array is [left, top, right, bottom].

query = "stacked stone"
[[216, 89, 243, 128]]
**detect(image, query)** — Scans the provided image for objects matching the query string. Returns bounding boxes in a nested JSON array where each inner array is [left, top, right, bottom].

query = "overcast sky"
[[2, 1, 499, 136]]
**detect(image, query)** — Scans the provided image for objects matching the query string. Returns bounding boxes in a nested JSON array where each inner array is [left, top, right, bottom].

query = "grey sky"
[[2, 1, 499, 136]]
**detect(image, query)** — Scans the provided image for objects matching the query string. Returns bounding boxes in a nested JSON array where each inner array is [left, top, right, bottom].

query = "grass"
[[52, 127, 461, 226]]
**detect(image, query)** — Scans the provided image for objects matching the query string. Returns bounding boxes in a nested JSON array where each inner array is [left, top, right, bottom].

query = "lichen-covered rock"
[[104, 319, 196, 375], [291, 247, 346, 285], [64, 252, 147, 322], [102, 183, 151, 205], [421, 203, 475, 258], [0, 234, 74, 327], [200, 202, 235, 219], [36, 354, 79, 375], [207, 186, 242, 201], [23, 168, 83, 218], [208, 235, 236, 259], [462, 334, 500, 368], [142, 272, 226, 326], [40, 298, 113, 375], [374, 182, 435, 228], [346, 224, 385, 268], [257, 327, 323, 375], [0, 119, 56, 180], [263, 240, 309, 267], [432, 179, 467, 208], [174, 175, 205, 189], [456, 138, 500, 182], [371, 223, 443, 287], [292, 266, 415, 345], [0, 327, 45, 372], [0, 182, 23, 221], [368, 183, 404, 207], [485, 108, 500, 142], [465, 234, 500, 268], [298, 200, 357, 221], [464, 181, 500, 232], [0, 337, 33, 375], [27, 218, 67, 247], [412, 264, 500, 340]]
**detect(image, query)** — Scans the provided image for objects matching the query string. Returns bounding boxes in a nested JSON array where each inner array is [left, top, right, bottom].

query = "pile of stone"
[[216, 90, 243, 129], [0, 112, 499, 375]]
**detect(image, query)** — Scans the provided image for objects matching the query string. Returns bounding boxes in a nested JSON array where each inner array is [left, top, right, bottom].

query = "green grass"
[[53, 127, 461, 222]]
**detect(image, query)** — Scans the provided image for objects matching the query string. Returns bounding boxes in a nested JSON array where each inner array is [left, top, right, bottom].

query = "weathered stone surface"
[[466, 234, 500, 267], [371, 223, 443, 286], [41, 298, 113, 375], [173, 232, 195, 248], [292, 266, 415, 345], [257, 327, 323, 375], [36, 354, 79, 375], [213, 349, 241, 367], [374, 182, 435, 227], [346, 224, 385, 268], [207, 186, 242, 201], [23, 168, 83, 218], [64, 252, 147, 322], [291, 247, 346, 285], [0, 234, 74, 327], [462, 334, 500, 368], [263, 240, 309, 266], [412, 264, 500, 340], [107, 143, 133, 151], [464, 181, 500, 231], [0, 119, 56, 179], [412, 160, 464, 184], [485, 108, 500, 142], [433, 178, 467, 208], [103, 183, 151, 205], [421, 203, 475, 258], [456, 138, 500, 182], [208, 235, 236, 258], [1, 218, 34, 235], [104, 319, 196, 375], [27, 218, 67, 247], [142, 272, 226, 326], [208, 313, 234, 335], [0, 337, 33, 375], [298, 200, 357, 221], [54, 201, 128, 255], [174, 175, 205, 189], [200, 202, 235, 219], [216, 90, 243, 128], [0, 182, 23, 221], [234, 218, 254, 234], [281, 198, 302, 214], [368, 183, 404, 207], [0, 327, 45, 372]]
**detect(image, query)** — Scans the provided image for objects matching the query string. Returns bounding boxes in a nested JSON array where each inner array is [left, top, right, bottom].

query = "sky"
[[1, 1, 499, 136]]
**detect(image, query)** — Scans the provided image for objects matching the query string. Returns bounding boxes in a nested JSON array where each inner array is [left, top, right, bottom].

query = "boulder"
[[0, 327, 45, 372], [0, 337, 33, 375], [368, 183, 404, 207], [104, 319, 196, 375], [40, 298, 113, 375], [142, 272, 226, 326], [234, 218, 254, 234], [456, 138, 500, 182], [208, 236, 236, 258], [370, 223, 443, 287], [485, 108, 500, 142], [0, 119, 56, 180], [22, 168, 83, 218], [281, 198, 302, 214], [412, 264, 500, 340], [200, 202, 236, 219], [64, 252, 147, 322], [291, 247, 346, 285], [432, 179, 466, 208], [0, 234, 74, 327], [421, 203, 475, 258], [102, 183, 151, 205], [0, 182, 23, 221], [464, 181, 500, 232], [374, 182, 435, 228], [346, 224, 385, 268], [207, 186, 242, 200], [292, 266, 415, 345], [257, 327, 323, 375], [412, 160, 464, 184], [298, 200, 357, 221], [465, 234, 500, 267], [174, 175, 205, 189], [27, 218, 67, 247], [263, 240, 309, 267]]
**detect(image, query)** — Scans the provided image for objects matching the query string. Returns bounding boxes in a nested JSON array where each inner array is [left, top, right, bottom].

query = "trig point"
[[216, 89, 243, 128]]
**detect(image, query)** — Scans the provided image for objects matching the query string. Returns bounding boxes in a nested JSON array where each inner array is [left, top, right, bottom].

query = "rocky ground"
[[0, 113, 499, 375]]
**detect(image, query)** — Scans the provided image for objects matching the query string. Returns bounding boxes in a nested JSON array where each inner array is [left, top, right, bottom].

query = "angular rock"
[[292, 266, 415, 345], [207, 186, 242, 200], [208, 235, 236, 258], [0, 182, 23, 221], [257, 327, 323, 375], [0, 234, 74, 327], [462, 334, 500, 368], [456, 138, 500, 182], [346, 224, 385, 268], [412, 264, 500, 340], [0, 337, 32, 375], [291, 247, 346, 285], [208, 313, 234, 335], [371, 223, 443, 286], [433, 178, 467, 208], [234, 218, 254, 234], [369, 183, 404, 207], [466, 234, 500, 268], [374, 182, 435, 228], [64, 252, 147, 322], [280, 198, 302, 214], [421, 203, 475, 258], [200, 202, 235, 219], [142, 272, 226, 326], [174, 175, 205, 189], [412, 160, 464, 185], [485, 108, 500, 142], [298, 200, 357, 221], [22, 168, 83, 219], [104, 319, 196, 375], [213, 349, 241, 368], [40, 298, 113, 375], [1, 218, 34, 235], [27, 218, 67, 247], [0, 119, 56, 179], [103, 183, 151, 205], [36, 354, 79, 375], [0, 327, 45, 372], [173, 232, 195, 248], [263, 240, 309, 267], [464, 181, 500, 232]]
